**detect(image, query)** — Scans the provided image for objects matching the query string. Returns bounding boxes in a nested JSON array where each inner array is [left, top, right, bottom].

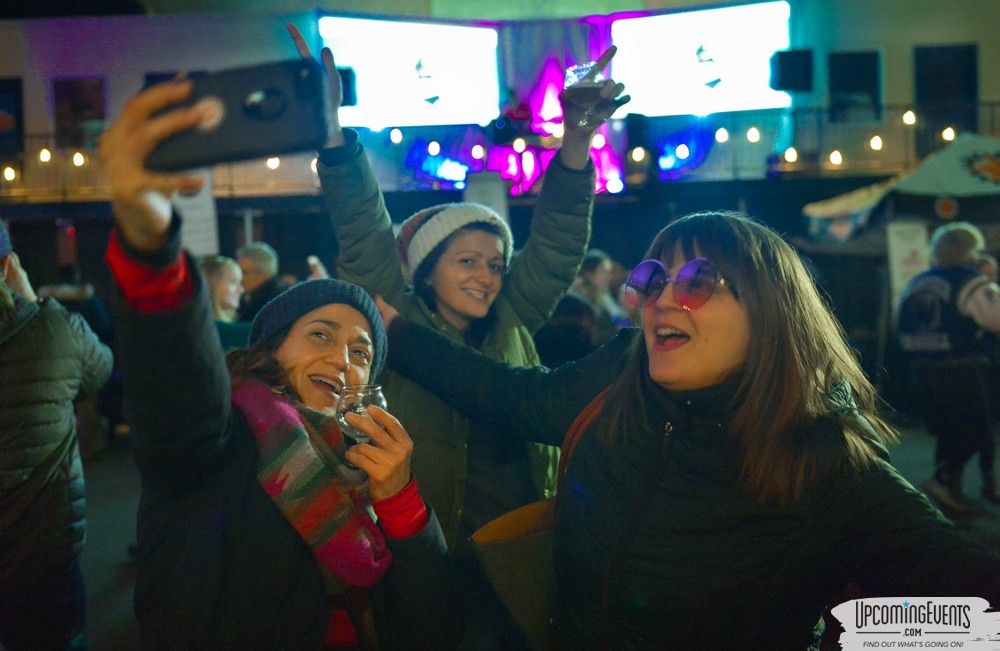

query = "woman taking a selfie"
[[379, 210, 1000, 649], [99, 79, 457, 650]]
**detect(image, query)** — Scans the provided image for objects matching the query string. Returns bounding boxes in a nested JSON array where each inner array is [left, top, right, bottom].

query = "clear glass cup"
[[334, 384, 388, 447], [563, 60, 606, 128]]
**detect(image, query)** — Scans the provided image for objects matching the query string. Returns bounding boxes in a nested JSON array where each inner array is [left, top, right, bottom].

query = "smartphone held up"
[[145, 59, 331, 172]]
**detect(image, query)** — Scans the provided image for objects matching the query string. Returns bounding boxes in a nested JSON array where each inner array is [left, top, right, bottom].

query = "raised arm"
[[501, 47, 630, 331], [99, 80, 236, 490], [288, 23, 407, 305]]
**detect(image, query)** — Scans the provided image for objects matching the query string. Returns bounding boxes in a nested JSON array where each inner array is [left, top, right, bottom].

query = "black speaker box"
[[770, 49, 813, 92], [337, 67, 357, 107]]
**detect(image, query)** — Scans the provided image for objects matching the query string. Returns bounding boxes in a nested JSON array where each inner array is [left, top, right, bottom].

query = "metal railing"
[[2, 102, 998, 204]]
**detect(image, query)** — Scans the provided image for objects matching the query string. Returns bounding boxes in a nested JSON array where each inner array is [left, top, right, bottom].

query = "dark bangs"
[[645, 211, 750, 299]]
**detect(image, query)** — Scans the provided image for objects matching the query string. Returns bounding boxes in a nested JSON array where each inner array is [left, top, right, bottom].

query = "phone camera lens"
[[244, 88, 287, 120]]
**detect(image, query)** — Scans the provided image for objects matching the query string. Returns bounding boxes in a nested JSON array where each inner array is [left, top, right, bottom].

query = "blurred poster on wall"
[[53, 77, 106, 149], [0, 78, 24, 156], [886, 220, 929, 309], [173, 169, 220, 257]]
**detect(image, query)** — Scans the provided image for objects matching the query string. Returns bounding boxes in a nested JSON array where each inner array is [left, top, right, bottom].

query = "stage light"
[[606, 175, 624, 194], [266, 157, 280, 170], [746, 127, 760, 143], [471, 144, 485, 160], [390, 128, 403, 144], [512, 138, 526, 153], [902, 110, 917, 126], [784, 147, 798, 163], [676, 144, 690, 160], [592, 133, 606, 149], [869, 135, 883, 151], [942, 127, 956, 141], [427, 141, 441, 156], [72, 152, 85, 167], [715, 128, 729, 143], [3, 167, 15, 181], [829, 150, 843, 165], [39, 149, 52, 163], [630, 147, 646, 163]]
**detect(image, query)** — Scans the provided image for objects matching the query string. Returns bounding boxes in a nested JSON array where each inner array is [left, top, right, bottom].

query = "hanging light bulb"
[[869, 135, 883, 151], [902, 110, 917, 126], [829, 150, 843, 166]]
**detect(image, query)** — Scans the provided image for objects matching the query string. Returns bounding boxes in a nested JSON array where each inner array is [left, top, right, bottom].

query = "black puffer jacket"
[[0, 295, 113, 592], [388, 324, 1000, 650]]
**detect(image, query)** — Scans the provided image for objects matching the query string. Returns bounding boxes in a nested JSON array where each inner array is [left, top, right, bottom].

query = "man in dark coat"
[[0, 220, 114, 650]]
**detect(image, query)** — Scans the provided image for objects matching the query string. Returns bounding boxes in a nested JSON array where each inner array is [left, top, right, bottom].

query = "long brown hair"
[[596, 211, 896, 508]]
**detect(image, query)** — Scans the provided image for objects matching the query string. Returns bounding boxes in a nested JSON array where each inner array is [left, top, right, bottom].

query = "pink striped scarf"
[[231, 380, 392, 593]]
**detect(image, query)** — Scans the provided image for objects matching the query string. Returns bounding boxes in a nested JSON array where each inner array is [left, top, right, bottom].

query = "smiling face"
[[273, 304, 374, 413], [640, 246, 750, 391], [425, 228, 505, 332]]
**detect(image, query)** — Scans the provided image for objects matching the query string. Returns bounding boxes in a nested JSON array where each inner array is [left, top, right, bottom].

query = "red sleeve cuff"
[[105, 231, 194, 313], [372, 476, 429, 539]]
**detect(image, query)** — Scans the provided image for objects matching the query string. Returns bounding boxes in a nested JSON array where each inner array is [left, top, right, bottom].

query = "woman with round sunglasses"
[[376, 210, 1000, 649]]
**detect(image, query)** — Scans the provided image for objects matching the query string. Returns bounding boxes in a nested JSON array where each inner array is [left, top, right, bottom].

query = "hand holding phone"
[[145, 59, 331, 172]]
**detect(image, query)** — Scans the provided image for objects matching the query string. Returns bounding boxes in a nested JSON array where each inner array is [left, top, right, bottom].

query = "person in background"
[[289, 23, 630, 649], [236, 241, 285, 322], [378, 210, 1000, 649], [568, 248, 630, 342], [97, 79, 458, 649], [976, 251, 998, 282], [896, 222, 1000, 513], [37, 265, 121, 455], [0, 220, 114, 651], [533, 293, 601, 367], [200, 254, 251, 350]]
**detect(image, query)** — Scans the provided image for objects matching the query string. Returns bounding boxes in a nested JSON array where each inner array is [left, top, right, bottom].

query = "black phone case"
[[145, 59, 330, 172]]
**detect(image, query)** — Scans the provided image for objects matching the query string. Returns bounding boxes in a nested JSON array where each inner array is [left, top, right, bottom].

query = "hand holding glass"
[[563, 46, 618, 128], [335, 384, 388, 447]]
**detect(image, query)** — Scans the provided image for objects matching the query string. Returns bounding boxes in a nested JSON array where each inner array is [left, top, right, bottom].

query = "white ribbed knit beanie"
[[396, 203, 513, 284]]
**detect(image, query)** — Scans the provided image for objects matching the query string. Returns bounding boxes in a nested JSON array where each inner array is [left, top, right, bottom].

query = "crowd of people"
[[1, 19, 999, 651]]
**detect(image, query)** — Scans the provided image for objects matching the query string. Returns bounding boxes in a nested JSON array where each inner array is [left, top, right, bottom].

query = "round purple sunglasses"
[[625, 257, 731, 311]]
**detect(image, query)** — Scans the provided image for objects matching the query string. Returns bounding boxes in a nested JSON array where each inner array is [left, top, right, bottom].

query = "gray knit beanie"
[[249, 279, 387, 379], [396, 203, 513, 284]]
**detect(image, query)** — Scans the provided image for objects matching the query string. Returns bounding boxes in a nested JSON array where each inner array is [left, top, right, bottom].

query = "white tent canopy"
[[803, 132, 1000, 245]]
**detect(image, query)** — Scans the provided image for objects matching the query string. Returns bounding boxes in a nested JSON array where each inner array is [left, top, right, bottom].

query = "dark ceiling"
[[0, 0, 146, 19]]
